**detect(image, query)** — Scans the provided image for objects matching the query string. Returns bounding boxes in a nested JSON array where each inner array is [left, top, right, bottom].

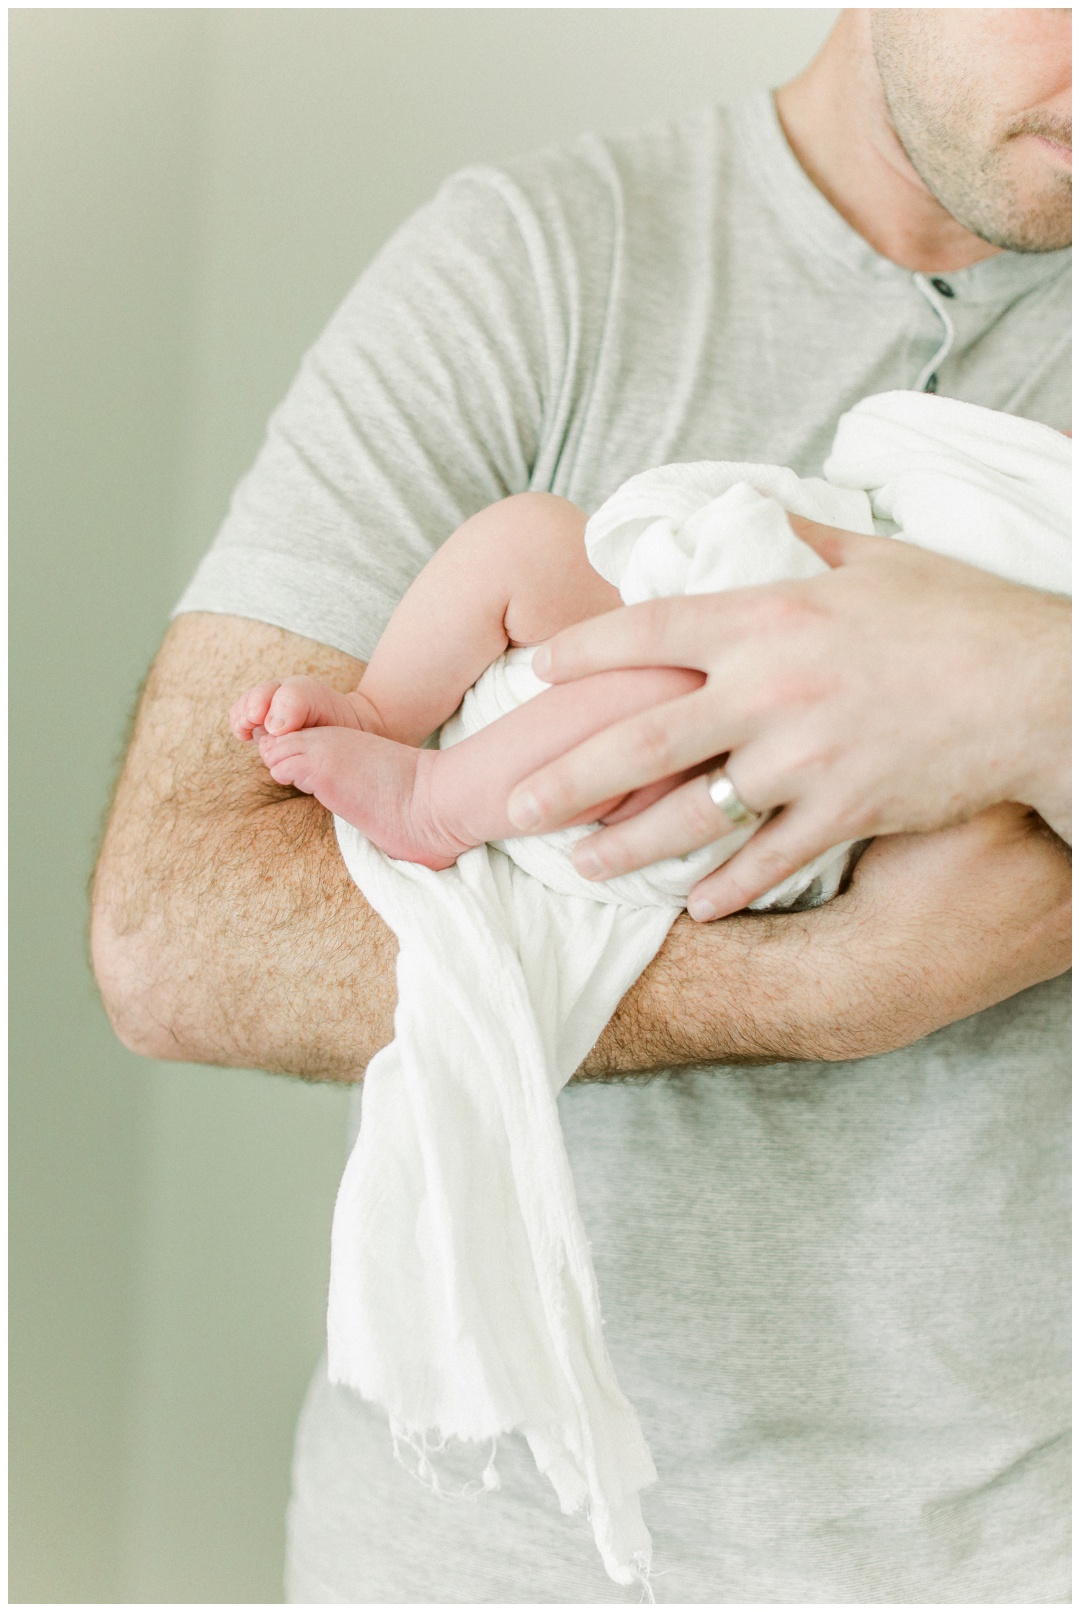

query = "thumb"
[[787, 514, 892, 570]]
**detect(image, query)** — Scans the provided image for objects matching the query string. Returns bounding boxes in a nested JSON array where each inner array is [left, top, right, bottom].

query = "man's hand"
[[91, 614, 1069, 1084], [507, 525, 1071, 918]]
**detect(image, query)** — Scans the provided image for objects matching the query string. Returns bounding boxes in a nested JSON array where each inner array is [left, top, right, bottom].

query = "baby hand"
[[229, 676, 368, 742]]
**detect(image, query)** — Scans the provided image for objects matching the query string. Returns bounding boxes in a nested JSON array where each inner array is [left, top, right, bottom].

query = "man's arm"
[[91, 614, 1071, 1083], [586, 804, 1070, 1071], [92, 614, 396, 1080]]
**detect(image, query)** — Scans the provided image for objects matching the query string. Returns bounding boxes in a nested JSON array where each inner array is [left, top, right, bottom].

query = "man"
[[92, 9, 1070, 1602]]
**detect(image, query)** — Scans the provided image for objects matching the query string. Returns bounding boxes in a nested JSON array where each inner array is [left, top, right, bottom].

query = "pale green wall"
[[9, 10, 836, 1602]]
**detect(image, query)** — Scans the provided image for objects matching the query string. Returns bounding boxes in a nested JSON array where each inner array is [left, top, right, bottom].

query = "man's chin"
[[976, 218, 1072, 254], [967, 165, 1071, 254]]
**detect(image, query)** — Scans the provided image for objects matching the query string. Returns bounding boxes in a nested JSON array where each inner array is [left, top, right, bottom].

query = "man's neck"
[[774, 12, 1001, 274]]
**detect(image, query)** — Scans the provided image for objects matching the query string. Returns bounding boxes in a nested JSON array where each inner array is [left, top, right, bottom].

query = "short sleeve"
[[173, 168, 560, 660]]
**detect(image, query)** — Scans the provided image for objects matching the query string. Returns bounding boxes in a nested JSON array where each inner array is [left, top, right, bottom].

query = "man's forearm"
[[590, 804, 1071, 1075], [92, 616, 1070, 1084], [92, 619, 399, 1080], [96, 786, 399, 1081]]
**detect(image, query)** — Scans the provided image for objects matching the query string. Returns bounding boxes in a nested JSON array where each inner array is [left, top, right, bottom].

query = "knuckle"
[[628, 597, 679, 660], [749, 671, 833, 723], [745, 585, 827, 641], [685, 786, 723, 841], [832, 798, 875, 842], [627, 714, 675, 773], [751, 838, 801, 883]]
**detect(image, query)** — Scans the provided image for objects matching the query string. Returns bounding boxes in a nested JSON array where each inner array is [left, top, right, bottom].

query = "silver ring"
[[706, 767, 760, 828]]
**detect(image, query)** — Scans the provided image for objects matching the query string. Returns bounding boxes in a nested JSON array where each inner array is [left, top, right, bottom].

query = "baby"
[[231, 394, 1070, 885], [230, 492, 706, 868]]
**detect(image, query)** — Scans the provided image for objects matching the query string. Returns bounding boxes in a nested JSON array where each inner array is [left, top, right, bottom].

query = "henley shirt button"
[[930, 277, 956, 298], [924, 372, 939, 393]]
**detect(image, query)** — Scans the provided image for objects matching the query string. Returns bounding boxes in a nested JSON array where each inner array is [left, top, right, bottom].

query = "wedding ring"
[[706, 767, 760, 828]]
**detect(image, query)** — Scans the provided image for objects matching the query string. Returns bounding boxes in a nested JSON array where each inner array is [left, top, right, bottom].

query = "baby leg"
[[424, 666, 707, 847], [258, 663, 705, 869], [245, 491, 688, 870], [232, 492, 614, 750], [341, 492, 619, 747]]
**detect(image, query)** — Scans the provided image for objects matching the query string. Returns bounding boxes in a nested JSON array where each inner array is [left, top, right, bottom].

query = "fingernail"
[[531, 645, 552, 680], [688, 896, 716, 921], [508, 792, 542, 830], [575, 848, 602, 878]]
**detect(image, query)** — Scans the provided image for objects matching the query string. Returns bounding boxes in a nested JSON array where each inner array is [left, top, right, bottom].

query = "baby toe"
[[264, 699, 293, 735], [231, 689, 262, 739], [258, 731, 288, 763], [265, 683, 310, 734]]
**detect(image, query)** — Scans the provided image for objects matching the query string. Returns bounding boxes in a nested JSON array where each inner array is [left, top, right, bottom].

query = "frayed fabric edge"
[[390, 1420, 502, 1502], [388, 1418, 658, 1596], [633, 1562, 656, 1604]]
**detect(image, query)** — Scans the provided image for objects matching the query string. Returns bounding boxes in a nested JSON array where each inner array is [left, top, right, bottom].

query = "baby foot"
[[258, 726, 475, 871], [231, 677, 378, 743]]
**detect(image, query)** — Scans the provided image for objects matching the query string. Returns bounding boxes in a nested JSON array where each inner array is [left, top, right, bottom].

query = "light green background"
[[10, 9, 836, 1602]]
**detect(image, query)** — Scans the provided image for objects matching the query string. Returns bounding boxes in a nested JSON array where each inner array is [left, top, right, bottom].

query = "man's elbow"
[[90, 896, 196, 1063]]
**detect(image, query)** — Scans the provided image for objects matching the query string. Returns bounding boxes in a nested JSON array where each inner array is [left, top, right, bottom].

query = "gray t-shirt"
[[176, 93, 1070, 1603]]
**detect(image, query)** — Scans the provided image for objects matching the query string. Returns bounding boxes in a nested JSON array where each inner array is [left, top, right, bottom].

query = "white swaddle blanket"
[[328, 392, 1070, 1587]]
